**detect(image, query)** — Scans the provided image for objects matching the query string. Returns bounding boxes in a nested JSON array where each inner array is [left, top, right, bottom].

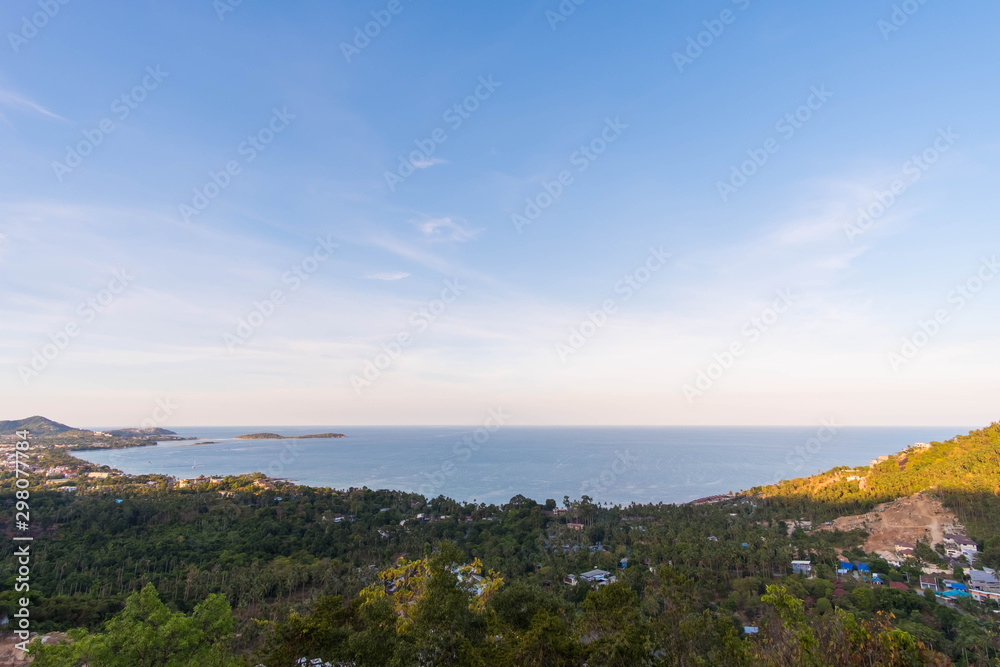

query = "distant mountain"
[[107, 427, 178, 437], [0, 415, 76, 436]]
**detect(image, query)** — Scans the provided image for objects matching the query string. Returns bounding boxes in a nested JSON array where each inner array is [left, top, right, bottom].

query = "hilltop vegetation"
[[758, 422, 1000, 503], [0, 416, 73, 436], [755, 422, 1000, 567]]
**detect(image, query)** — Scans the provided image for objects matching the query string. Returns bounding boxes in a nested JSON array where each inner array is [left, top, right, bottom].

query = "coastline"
[[65, 426, 964, 507]]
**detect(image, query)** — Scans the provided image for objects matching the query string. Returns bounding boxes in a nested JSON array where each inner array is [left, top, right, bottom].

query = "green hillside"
[[757, 422, 1000, 502], [0, 415, 76, 436], [756, 421, 1000, 565]]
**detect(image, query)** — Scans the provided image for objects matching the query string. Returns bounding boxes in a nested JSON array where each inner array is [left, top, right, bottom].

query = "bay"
[[75, 425, 968, 505]]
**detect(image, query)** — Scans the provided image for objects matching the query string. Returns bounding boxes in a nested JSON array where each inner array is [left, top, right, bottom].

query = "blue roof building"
[[941, 590, 972, 599]]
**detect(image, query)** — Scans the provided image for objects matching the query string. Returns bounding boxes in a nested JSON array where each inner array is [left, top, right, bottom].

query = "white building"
[[579, 569, 616, 586], [791, 560, 813, 575], [968, 570, 1000, 593], [943, 534, 978, 559]]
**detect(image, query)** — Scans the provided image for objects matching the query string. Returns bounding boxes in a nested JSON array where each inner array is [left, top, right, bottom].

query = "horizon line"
[[77, 423, 977, 429]]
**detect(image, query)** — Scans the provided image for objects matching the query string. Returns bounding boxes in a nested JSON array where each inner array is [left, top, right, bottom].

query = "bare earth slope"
[[819, 491, 964, 558]]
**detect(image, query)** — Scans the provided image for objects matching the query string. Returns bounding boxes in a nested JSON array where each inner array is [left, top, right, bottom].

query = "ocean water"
[[75, 426, 969, 506]]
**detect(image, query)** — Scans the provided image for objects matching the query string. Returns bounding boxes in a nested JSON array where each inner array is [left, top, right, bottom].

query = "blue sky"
[[1, 0, 998, 427]]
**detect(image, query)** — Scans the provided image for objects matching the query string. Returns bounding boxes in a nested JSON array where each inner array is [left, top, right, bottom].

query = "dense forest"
[[4, 422, 1000, 665]]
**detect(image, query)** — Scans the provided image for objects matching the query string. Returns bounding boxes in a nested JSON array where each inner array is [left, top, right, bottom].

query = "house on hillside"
[[969, 589, 1000, 604], [791, 560, 812, 575], [579, 569, 615, 585], [943, 534, 978, 559], [968, 570, 1000, 593], [879, 552, 902, 568], [919, 575, 938, 591]]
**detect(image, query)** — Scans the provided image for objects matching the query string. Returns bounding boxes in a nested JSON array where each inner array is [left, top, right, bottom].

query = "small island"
[[235, 432, 346, 440]]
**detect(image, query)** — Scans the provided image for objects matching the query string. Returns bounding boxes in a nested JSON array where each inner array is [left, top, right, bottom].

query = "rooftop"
[[580, 569, 611, 579]]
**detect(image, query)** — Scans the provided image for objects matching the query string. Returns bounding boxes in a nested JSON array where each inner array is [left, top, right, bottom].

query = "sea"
[[75, 425, 970, 506]]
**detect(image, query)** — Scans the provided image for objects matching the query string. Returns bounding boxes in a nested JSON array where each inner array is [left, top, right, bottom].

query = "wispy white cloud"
[[411, 156, 447, 169], [415, 217, 482, 243], [0, 87, 66, 121], [366, 271, 410, 281]]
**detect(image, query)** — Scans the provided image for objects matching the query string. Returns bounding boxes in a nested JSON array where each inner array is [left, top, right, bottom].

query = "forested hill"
[[0, 415, 74, 435], [753, 421, 1000, 566], [754, 422, 1000, 505]]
